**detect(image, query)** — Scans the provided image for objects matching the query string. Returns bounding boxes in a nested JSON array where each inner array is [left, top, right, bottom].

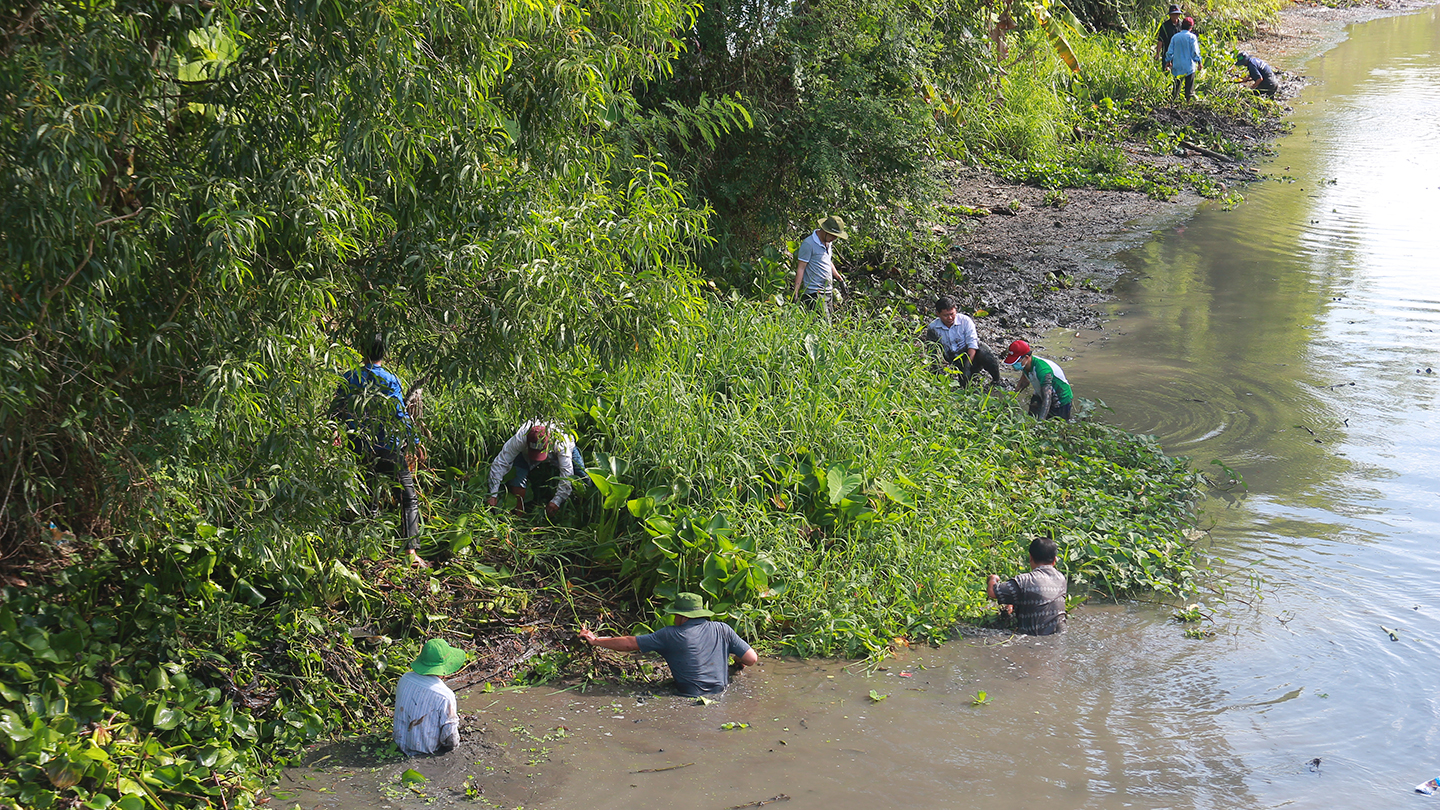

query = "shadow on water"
[[274, 8, 1440, 809]]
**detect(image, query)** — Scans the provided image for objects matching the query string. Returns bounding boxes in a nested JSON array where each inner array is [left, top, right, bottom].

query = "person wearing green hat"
[[578, 592, 758, 696], [791, 215, 850, 319], [393, 639, 468, 756]]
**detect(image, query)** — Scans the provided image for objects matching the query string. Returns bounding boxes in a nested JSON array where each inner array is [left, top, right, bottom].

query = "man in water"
[[792, 215, 849, 319], [987, 536, 1067, 635], [330, 333, 425, 567], [393, 639, 468, 756], [578, 592, 759, 696], [1003, 339, 1073, 421], [1234, 51, 1279, 97], [921, 296, 1002, 385], [486, 420, 586, 516], [1153, 4, 1185, 69]]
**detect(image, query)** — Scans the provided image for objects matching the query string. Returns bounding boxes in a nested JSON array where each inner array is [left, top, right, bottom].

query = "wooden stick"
[[727, 795, 791, 809], [631, 762, 695, 774]]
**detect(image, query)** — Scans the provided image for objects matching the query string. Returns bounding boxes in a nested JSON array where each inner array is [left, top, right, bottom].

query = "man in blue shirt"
[[1234, 52, 1278, 97], [578, 593, 758, 696], [1165, 17, 1202, 102], [791, 215, 849, 319], [330, 334, 425, 567]]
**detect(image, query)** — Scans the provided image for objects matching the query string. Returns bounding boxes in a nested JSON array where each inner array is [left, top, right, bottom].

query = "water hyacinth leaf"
[[401, 768, 428, 784]]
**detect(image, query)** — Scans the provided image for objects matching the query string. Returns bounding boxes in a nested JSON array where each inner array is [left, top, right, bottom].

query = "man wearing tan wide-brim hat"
[[791, 215, 850, 319]]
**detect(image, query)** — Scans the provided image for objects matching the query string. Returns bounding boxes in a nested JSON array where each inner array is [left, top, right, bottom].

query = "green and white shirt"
[[1026, 357, 1073, 405]]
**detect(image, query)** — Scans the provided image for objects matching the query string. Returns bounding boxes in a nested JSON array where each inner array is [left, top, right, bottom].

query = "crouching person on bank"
[[486, 420, 586, 516], [986, 537, 1067, 635], [394, 639, 468, 757], [578, 593, 759, 697]]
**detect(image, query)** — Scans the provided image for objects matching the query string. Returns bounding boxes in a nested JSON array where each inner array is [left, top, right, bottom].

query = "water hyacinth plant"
[[575, 303, 1205, 657]]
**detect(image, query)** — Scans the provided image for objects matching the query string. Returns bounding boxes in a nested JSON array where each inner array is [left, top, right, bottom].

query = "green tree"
[[0, 0, 711, 553]]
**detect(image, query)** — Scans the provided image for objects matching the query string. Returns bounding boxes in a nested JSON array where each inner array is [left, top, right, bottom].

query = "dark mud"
[[871, 0, 1435, 355]]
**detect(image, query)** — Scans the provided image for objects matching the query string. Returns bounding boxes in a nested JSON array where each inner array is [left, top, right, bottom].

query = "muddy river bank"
[[274, 4, 1440, 808]]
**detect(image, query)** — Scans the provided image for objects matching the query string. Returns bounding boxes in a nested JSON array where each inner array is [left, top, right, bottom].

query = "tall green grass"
[[571, 303, 1204, 656]]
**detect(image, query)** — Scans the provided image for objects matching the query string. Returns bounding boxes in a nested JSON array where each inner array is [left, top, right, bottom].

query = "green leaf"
[[826, 467, 863, 505], [868, 690, 887, 702], [401, 768, 428, 784]]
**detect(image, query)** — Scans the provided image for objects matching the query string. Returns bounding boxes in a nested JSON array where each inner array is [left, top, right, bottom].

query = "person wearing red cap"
[[486, 420, 586, 515], [1002, 339, 1074, 421]]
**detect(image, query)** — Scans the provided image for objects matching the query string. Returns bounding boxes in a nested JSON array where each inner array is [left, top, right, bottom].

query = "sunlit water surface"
[[275, 9, 1440, 809]]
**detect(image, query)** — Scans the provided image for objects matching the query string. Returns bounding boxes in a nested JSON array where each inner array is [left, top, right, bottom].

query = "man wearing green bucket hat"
[[578, 592, 758, 696], [393, 639, 468, 756]]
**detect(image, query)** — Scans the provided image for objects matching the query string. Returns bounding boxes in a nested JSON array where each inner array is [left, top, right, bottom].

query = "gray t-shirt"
[[795, 231, 834, 294], [994, 565, 1067, 635], [637, 619, 752, 696]]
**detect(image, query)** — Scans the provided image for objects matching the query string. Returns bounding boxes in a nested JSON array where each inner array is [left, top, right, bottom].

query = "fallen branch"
[[632, 762, 694, 774], [728, 795, 790, 810], [446, 645, 545, 691], [1180, 140, 1235, 163]]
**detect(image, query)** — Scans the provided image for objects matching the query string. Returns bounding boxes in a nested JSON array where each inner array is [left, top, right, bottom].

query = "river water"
[[274, 8, 1440, 809]]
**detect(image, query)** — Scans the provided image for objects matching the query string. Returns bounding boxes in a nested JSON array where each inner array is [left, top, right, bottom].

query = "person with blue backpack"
[[330, 334, 425, 567]]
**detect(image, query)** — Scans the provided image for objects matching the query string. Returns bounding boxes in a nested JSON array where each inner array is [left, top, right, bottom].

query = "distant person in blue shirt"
[[791, 215, 849, 319], [1165, 17, 1202, 102], [330, 334, 425, 567], [1234, 52, 1279, 97], [578, 593, 758, 696]]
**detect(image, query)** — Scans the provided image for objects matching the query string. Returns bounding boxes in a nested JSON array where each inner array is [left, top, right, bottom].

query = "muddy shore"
[[902, 0, 1437, 359]]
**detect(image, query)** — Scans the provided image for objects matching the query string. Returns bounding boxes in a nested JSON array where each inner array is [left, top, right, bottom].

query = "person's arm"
[[578, 628, 640, 652], [988, 574, 1016, 616], [792, 260, 808, 299], [961, 319, 978, 363], [547, 438, 576, 514], [1013, 372, 1031, 393], [735, 648, 759, 669], [487, 430, 526, 503], [436, 695, 460, 754], [1031, 363, 1054, 419]]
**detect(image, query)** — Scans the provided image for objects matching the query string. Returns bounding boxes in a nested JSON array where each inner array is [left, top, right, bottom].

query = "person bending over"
[[920, 295, 1002, 385], [1234, 51, 1279, 97], [578, 593, 758, 696], [486, 421, 586, 516], [1003, 339, 1074, 421]]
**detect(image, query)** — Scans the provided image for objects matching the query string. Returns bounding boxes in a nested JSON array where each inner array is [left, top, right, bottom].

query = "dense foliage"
[[1, 306, 1204, 809], [0, 0, 1252, 806]]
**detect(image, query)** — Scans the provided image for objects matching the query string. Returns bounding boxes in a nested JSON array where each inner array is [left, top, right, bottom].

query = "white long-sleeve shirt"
[[393, 671, 459, 757], [487, 420, 577, 507]]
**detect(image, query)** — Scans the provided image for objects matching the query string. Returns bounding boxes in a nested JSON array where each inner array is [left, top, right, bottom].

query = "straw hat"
[[817, 215, 850, 240]]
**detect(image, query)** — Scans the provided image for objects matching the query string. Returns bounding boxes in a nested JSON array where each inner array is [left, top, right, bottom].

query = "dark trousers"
[[1028, 391, 1072, 421], [800, 289, 833, 319], [949, 342, 1002, 385], [1171, 72, 1195, 100], [363, 445, 421, 548]]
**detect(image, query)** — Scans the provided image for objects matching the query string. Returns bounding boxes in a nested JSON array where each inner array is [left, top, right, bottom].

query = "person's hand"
[[999, 604, 1014, 617], [987, 574, 1000, 587], [331, 430, 344, 448], [545, 502, 560, 517], [486, 496, 498, 508], [578, 628, 598, 645]]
